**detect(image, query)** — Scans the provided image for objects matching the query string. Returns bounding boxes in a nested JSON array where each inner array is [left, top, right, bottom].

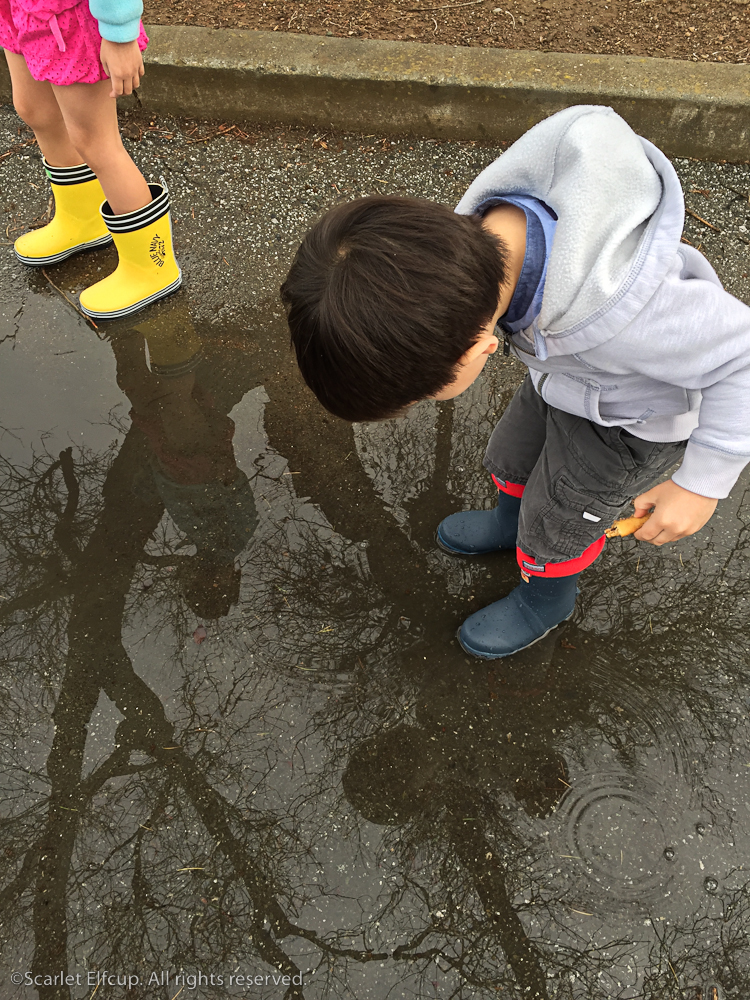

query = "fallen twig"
[[185, 124, 234, 144], [184, 122, 249, 145], [185, 132, 222, 145], [605, 513, 650, 538], [42, 270, 99, 332], [409, 0, 485, 10], [685, 207, 721, 232], [0, 137, 38, 164]]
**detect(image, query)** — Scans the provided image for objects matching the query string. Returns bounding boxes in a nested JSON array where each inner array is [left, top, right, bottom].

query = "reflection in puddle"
[[1, 278, 750, 1000]]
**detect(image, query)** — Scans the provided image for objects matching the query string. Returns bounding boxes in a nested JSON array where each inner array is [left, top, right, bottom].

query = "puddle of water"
[[1, 285, 748, 1000], [2, 118, 750, 1000]]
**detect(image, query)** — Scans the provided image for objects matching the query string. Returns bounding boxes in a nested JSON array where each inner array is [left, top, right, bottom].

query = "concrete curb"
[[2, 26, 749, 160]]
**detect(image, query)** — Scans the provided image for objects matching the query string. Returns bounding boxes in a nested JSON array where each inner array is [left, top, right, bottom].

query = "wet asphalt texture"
[[1, 103, 750, 1000]]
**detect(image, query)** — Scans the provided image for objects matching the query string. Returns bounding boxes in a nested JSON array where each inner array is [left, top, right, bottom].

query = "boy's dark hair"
[[280, 196, 508, 422]]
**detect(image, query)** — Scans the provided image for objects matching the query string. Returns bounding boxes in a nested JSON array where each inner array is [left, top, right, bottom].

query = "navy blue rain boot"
[[458, 573, 579, 659], [437, 490, 522, 555]]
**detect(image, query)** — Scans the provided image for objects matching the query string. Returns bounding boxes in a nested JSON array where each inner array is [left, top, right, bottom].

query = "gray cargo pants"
[[484, 376, 687, 576]]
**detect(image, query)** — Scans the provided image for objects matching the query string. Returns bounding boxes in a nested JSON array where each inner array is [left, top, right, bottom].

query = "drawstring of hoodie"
[[47, 13, 66, 52]]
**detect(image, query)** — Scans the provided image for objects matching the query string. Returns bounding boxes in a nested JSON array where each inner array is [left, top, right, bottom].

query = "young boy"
[[281, 105, 750, 659]]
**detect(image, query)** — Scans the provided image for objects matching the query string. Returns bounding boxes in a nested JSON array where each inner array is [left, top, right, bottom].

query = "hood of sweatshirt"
[[455, 105, 685, 360]]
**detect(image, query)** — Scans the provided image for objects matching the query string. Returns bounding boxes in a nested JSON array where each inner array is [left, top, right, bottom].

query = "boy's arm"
[[631, 480, 717, 545], [623, 267, 750, 543]]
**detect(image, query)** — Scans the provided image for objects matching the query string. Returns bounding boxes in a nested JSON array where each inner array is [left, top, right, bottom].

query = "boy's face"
[[426, 201, 524, 404], [429, 307, 502, 402]]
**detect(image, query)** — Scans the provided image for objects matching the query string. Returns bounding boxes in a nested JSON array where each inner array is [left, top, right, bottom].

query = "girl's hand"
[[100, 39, 145, 98], [632, 480, 718, 546]]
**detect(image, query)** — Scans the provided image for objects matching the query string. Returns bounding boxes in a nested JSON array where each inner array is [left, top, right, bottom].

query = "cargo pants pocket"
[[525, 476, 629, 562]]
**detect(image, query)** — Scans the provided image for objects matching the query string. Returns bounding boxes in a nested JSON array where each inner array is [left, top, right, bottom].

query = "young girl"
[[1, 0, 181, 319]]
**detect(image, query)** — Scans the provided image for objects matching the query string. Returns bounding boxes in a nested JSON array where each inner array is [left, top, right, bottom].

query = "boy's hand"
[[100, 39, 145, 98], [632, 480, 717, 546]]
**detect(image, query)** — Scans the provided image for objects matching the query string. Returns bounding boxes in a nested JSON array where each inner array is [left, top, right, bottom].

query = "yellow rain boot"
[[79, 183, 182, 320], [14, 160, 111, 266]]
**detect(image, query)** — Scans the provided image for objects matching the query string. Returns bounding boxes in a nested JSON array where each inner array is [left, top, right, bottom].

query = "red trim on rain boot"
[[517, 535, 605, 577], [491, 474, 526, 498]]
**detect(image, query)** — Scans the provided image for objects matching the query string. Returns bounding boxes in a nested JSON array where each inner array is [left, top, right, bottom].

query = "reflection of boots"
[[134, 304, 203, 378], [79, 183, 181, 320], [437, 490, 521, 554], [14, 160, 111, 266], [458, 573, 578, 659]]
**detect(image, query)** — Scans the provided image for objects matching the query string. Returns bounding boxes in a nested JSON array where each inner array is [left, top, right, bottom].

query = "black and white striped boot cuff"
[[102, 183, 170, 234], [43, 159, 97, 186]]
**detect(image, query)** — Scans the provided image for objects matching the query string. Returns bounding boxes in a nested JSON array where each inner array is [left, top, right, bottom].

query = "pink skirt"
[[0, 0, 148, 86]]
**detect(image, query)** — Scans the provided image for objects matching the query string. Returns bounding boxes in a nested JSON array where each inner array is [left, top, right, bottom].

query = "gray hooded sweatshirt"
[[455, 105, 750, 500]]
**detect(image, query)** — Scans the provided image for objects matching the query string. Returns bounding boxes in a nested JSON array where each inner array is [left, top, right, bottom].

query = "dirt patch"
[[143, 0, 750, 65]]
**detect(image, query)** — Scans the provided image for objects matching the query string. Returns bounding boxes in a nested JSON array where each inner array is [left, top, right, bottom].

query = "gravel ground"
[[3, 107, 748, 330]]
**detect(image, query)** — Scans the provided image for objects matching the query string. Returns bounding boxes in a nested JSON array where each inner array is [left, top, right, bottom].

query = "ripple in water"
[[554, 770, 683, 904]]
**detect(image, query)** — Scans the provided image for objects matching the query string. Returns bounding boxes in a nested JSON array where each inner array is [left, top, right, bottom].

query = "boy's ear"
[[457, 331, 499, 367]]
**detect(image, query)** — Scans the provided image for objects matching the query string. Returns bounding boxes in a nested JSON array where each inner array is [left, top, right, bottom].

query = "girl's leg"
[[4, 51, 80, 166], [51, 79, 151, 215]]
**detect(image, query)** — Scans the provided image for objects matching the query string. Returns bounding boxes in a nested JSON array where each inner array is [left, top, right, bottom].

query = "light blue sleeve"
[[88, 0, 144, 43]]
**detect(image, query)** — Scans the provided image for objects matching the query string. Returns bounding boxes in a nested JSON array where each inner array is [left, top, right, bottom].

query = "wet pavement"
[[2, 104, 750, 1000]]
